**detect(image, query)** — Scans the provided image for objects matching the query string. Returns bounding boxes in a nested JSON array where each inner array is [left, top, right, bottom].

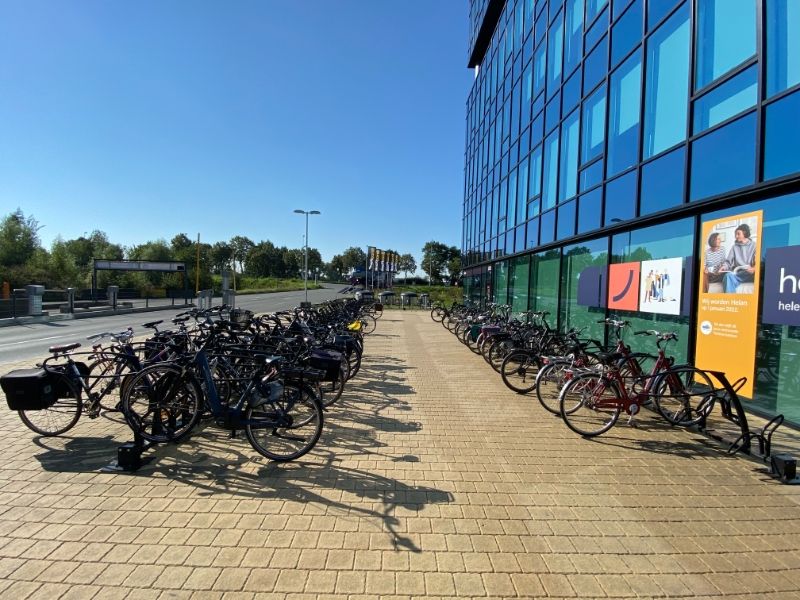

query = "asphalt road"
[[0, 285, 347, 366]]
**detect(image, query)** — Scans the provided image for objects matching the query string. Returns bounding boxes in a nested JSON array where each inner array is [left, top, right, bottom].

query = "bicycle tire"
[[652, 366, 716, 426], [121, 364, 202, 443], [18, 374, 82, 436], [489, 339, 516, 372], [88, 356, 138, 412], [500, 351, 540, 393], [245, 382, 323, 461], [320, 368, 347, 408], [559, 373, 621, 437], [535, 360, 571, 414], [431, 307, 445, 322]]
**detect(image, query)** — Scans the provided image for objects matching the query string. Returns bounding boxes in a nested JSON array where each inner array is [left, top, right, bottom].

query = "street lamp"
[[293, 209, 321, 303]]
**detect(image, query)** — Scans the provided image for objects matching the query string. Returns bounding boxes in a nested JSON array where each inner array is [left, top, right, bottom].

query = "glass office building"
[[461, 0, 800, 423]]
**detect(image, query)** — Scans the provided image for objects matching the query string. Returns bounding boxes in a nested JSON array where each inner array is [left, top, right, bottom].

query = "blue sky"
[[0, 1, 473, 270]]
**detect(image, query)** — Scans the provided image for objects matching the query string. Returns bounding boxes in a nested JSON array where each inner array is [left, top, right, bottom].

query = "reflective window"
[[560, 237, 608, 341], [564, 0, 584, 74], [557, 199, 577, 239], [545, 91, 561, 133], [648, 0, 680, 30], [583, 35, 608, 94], [614, 0, 634, 18], [510, 255, 531, 312], [640, 145, 685, 216], [690, 112, 756, 200], [540, 209, 556, 244], [764, 90, 800, 181], [586, 0, 609, 23], [547, 12, 564, 98], [695, 0, 756, 90], [542, 131, 560, 210], [582, 85, 606, 163], [530, 249, 561, 319], [766, 0, 800, 97], [493, 260, 509, 304], [578, 187, 603, 232], [610, 0, 642, 68], [517, 156, 529, 224], [508, 168, 518, 227], [562, 67, 582, 113], [607, 52, 642, 176], [693, 65, 757, 134], [580, 159, 604, 191], [643, 2, 690, 158], [559, 110, 580, 202], [585, 5, 608, 49], [527, 216, 540, 247], [604, 170, 637, 224], [530, 143, 543, 199], [514, 224, 526, 253], [534, 43, 547, 97]]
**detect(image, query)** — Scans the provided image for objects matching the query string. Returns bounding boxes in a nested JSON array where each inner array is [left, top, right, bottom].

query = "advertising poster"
[[638, 257, 683, 315], [763, 245, 800, 326], [607, 262, 640, 311], [695, 210, 763, 398]]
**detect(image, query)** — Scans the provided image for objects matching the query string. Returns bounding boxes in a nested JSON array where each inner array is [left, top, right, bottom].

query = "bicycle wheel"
[[652, 366, 715, 426], [489, 339, 516, 372], [18, 374, 82, 436], [121, 364, 202, 443], [431, 307, 445, 322], [360, 315, 377, 335], [319, 368, 347, 408], [88, 356, 138, 412], [535, 360, 570, 414], [500, 351, 540, 394], [245, 382, 323, 461], [559, 373, 621, 437]]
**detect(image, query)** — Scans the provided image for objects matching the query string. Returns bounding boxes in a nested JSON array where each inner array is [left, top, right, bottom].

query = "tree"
[[229, 235, 254, 275], [340, 247, 366, 273], [446, 248, 462, 286], [421, 241, 461, 285], [327, 255, 347, 281], [0, 209, 42, 267], [48, 237, 81, 288], [397, 253, 417, 282], [209, 241, 234, 274]]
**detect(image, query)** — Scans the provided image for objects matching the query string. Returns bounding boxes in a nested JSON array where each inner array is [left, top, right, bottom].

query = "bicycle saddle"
[[143, 320, 163, 329], [49, 342, 81, 354], [596, 352, 626, 365]]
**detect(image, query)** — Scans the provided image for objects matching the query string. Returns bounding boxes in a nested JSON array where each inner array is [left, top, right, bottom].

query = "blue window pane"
[[764, 90, 800, 180], [542, 131, 560, 210], [534, 44, 547, 98], [614, 0, 634, 18], [547, 12, 564, 98], [530, 143, 543, 198], [604, 170, 637, 224], [517, 157, 529, 224], [695, 0, 756, 90], [531, 112, 544, 145], [559, 110, 581, 202], [586, 0, 609, 23], [577, 187, 603, 233], [563, 67, 582, 113], [520, 125, 531, 154], [693, 65, 757, 134], [583, 35, 608, 95], [580, 159, 604, 191], [565, 0, 584, 74], [557, 200, 577, 239], [545, 91, 561, 133], [508, 168, 518, 226], [766, 0, 800, 97], [505, 229, 515, 254], [527, 217, 540, 247], [515, 224, 527, 252], [640, 145, 685, 215], [643, 2, 689, 158], [582, 85, 606, 163], [611, 0, 642, 68], [528, 196, 541, 218], [585, 8, 608, 52], [648, 0, 680, 30], [607, 52, 642, 176], [690, 112, 756, 200], [540, 209, 556, 244]]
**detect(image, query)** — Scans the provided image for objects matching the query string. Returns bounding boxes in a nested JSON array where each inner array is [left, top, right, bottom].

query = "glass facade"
[[463, 0, 800, 425]]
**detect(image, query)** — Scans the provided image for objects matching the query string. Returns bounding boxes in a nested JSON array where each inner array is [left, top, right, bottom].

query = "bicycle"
[[121, 336, 324, 462]]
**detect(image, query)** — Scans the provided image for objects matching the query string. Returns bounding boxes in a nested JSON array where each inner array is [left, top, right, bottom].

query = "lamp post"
[[293, 209, 321, 304]]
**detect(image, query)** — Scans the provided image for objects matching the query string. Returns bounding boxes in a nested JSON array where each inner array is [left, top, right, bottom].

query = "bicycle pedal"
[[627, 417, 639, 428]]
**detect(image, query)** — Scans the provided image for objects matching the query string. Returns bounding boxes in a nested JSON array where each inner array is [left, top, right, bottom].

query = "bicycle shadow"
[[32, 434, 123, 472]]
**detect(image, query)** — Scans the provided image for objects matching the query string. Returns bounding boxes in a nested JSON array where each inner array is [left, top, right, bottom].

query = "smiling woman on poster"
[[719, 224, 756, 293]]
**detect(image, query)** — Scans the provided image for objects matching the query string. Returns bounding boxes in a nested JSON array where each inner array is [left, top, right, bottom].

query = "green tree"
[[0, 209, 42, 267], [48, 237, 81, 288], [229, 235, 254, 276], [340, 246, 366, 274], [397, 253, 417, 283], [209, 241, 233, 274], [446, 247, 462, 286]]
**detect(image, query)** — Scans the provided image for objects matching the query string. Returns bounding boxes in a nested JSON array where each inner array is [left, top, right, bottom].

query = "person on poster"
[[644, 270, 654, 302], [719, 224, 757, 293], [703, 232, 726, 292]]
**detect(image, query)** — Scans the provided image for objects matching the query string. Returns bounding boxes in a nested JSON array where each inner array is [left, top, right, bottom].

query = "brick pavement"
[[0, 311, 799, 599]]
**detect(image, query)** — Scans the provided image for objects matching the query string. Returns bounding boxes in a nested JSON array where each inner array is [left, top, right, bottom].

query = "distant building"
[[461, 0, 800, 424]]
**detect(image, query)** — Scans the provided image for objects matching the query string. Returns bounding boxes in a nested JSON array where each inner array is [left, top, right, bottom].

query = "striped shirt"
[[705, 247, 726, 272]]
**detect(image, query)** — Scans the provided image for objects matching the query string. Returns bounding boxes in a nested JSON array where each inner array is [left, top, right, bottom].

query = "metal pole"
[[195, 233, 200, 293], [304, 212, 309, 303]]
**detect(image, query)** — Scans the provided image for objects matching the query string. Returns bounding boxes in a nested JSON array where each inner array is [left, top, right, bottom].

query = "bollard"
[[66, 287, 75, 313], [26, 285, 45, 316], [222, 289, 236, 310], [107, 285, 119, 311]]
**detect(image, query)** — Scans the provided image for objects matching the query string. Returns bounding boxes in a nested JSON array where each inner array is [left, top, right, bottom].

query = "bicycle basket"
[[309, 349, 343, 382], [1, 368, 57, 410], [230, 309, 254, 326], [470, 324, 481, 342]]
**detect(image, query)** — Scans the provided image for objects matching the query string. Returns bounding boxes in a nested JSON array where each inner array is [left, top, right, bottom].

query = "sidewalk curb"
[[0, 303, 194, 328]]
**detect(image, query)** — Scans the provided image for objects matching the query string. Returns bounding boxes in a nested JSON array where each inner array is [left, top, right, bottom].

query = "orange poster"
[[607, 262, 640, 311], [694, 210, 763, 398]]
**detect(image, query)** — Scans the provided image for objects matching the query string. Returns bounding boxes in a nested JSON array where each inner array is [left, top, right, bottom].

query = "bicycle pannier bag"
[[1, 368, 57, 410], [309, 349, 342, 382]]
